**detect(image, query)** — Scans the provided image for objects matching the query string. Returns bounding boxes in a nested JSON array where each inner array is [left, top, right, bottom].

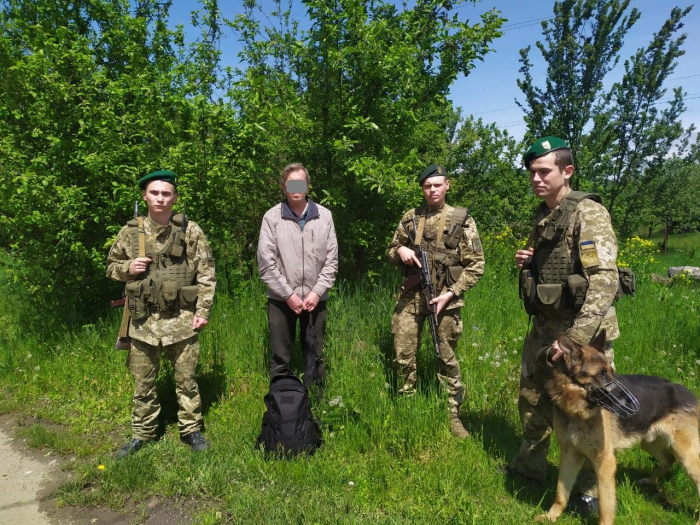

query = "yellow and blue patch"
[[579, 240, 600, 268]]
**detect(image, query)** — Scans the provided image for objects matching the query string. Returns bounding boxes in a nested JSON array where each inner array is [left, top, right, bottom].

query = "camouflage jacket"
[[387, 202, 485, 313], [530, 191, 619, 345], [106, 216, 216, 346]]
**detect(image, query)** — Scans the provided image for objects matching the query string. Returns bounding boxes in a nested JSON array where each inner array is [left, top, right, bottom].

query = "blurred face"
[[284, 169, 309, 206], [529, 153, 573, 207], [143, 180, 177, 215], [421, 175, 449, 207]]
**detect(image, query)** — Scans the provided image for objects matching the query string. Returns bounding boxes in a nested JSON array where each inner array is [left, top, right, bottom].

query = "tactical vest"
[[124, 214, 198, 321], [520, 191, 600, 315], [410, 205, 470, 291]]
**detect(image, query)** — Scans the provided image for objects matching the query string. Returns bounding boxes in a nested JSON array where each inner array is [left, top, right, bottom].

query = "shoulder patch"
[[579, 240, 600, 268], [472, 237, 483, 254]]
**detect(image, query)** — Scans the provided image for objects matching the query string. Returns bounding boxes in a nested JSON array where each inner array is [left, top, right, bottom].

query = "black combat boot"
[[181, 431, 210, 452], [116, 438, 147, 459], [566, 493, 599, 517]]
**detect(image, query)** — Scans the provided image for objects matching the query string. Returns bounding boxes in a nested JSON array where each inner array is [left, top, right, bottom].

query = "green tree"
[[516, 0, 640, 167], [0, 0, 506, 315], [589, 6, 693, 235], [0, 0, 248, 311], [229, 0, 505, 274], [516, 1, 693, 237], [647, 138, 700, 252], [448, 116, 535, 237]]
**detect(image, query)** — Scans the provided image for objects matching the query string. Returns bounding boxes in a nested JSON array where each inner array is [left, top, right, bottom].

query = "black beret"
[[418, 164, 447, 185]]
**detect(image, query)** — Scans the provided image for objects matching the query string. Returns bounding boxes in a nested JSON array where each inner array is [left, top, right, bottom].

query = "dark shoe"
[[116, 438, 146, 459], [181, 431, 210, 452], [566, 493, 599, 517]]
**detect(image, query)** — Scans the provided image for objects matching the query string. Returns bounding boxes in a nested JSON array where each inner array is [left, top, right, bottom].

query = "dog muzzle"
[[589, 379, 640, 418]]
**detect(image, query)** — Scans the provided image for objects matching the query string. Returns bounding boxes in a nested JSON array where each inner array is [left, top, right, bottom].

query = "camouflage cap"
[[418, 164, 447, 185], [523, 136, 569, 169], [138, 169, 178, 190]]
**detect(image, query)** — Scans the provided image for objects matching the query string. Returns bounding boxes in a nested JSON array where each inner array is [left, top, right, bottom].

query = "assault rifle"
[[111, 201, 139, 350], [400, 217, 440, 359]]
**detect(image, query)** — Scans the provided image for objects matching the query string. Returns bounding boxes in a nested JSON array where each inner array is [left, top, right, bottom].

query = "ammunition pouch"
[[179, 285, 199, 310], [566, 274, 588, 310], [519, 268, 537, 316], [536, 284, 565, 312], [616, 267, 636, 299], [443, 227, 463, 250], [168, 230, 186, 258], [156, 280, 180, 313], [445, 265, 463, 287], [125, 279, 150, 321]]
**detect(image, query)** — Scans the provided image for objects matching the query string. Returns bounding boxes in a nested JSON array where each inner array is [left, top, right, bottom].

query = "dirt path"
[[0, 416, 192, 525]]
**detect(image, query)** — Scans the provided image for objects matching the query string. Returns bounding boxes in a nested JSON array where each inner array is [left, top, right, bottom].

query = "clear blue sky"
[[170, 0, 699, 143]]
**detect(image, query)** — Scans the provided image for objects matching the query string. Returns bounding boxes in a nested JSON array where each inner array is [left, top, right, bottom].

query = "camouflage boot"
[[449, 415, 469, 439], [447, 392, 468, 438], [397, 383, 416, 397]]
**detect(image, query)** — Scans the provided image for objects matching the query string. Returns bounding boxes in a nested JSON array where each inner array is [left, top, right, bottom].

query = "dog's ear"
[[589, 329, 607, 353], [557, 333, 582, 368], [558, 333, 578, 355]]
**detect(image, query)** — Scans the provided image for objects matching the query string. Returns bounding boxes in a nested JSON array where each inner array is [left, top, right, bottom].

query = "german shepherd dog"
[[535, 329, 700, 525]]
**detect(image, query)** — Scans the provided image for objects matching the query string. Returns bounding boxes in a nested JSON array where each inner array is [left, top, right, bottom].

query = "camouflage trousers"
[[391, 305, 464, 417], [128, 336, 202, 440], [510, 318, 615, 497]]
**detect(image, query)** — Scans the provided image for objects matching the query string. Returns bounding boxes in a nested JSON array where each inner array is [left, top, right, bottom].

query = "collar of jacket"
[[281, 199, 320, 222], [418, 202, 447, 217]]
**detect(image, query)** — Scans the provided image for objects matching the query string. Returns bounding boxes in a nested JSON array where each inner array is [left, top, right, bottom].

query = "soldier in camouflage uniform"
[[507, 137, 620, 514], [387, 164, 485, 438], [107, 170, 216, 458]]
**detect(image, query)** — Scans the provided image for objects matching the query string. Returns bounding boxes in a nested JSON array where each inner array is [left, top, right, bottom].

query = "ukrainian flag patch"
[[579, 240, 600, 268]]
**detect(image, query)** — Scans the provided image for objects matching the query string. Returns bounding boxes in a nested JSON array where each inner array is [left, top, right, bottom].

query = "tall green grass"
[[0, 237, 699, 524]]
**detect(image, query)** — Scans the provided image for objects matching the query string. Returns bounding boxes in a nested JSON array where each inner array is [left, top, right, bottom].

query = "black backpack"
[[256, 374, 322, 457]]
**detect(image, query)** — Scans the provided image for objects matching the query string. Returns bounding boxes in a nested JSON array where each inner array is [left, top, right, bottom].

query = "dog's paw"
[[534, 514, 553, 522]]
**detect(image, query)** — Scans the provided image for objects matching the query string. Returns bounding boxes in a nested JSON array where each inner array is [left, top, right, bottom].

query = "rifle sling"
[[137, 216, 146, 257], [415, 215, 426, 247], [433, 206, 448, 285]]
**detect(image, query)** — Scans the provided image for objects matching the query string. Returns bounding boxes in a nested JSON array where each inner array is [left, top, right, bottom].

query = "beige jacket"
[[257, 200, 338, 301]]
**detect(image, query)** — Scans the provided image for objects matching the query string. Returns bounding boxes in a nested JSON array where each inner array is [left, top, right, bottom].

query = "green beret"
[[138, 169, 178, 190], [523, 136, 569, 169], [418, 164, 447, 185]]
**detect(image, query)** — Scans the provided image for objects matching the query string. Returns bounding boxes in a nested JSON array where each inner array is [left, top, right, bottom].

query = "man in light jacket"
[[257, 163, 338, 390]]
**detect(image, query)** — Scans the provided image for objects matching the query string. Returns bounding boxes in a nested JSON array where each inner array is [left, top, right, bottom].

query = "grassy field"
[[0, 234, 699, 524]]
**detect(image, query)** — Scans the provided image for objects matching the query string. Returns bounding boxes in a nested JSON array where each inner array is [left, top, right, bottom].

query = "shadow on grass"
[[466, 408, 564, 512], [376, 323, 444, 399], [153, 351, 229, 437], [618, 463, 699, 518]]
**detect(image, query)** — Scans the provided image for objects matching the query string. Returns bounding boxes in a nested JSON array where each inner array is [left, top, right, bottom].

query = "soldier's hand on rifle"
[[515, 248, 534, 268], [397, 246, 422, 267], [286, 293, 304, 315], [303, 291, 320, 312], [430, 291, 454, 315], [129, 257, 152, 275], [192, 316, 208, 331]]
